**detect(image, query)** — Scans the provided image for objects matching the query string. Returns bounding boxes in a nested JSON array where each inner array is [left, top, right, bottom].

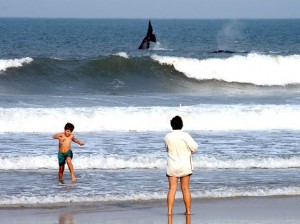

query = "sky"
[[0, 0, 300, 19]]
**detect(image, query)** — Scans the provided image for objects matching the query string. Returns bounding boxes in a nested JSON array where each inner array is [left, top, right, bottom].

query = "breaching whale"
[[138, 20, 156, 50]]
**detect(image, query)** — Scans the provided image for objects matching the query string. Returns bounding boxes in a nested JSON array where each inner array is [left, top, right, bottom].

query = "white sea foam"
[[0, 192, 166, 206], [1, 154, 300, 170], [151, 54, 300, 86], [114, 52, 129, 59], [193, 186, 300, 199], [194, 155, 300, 169], [1, 187, 299, 206], [0, 57, 33, 72], [152, 42, 172, 51], [1, 104, 300, 133], [0, 155, 165, 170]]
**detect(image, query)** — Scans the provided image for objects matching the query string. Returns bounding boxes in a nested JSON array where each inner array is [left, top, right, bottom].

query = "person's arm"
[[185, 133, 198, 153], [52, 133, 62, 139], [72, 136, 84, 146], [164, 136, 169, 152]]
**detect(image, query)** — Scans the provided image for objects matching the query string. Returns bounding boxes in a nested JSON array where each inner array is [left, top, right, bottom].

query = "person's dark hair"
[[170, 116, 183, 130], [64, 122, 74, 132]]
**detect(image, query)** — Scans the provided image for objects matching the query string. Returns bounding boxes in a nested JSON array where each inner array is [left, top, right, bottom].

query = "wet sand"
[[1, 196, 300, 224]]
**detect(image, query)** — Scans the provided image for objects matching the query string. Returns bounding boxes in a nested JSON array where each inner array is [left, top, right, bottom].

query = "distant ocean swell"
[[1, 154, 300, 170], [1, 186, 300, 207], [1, 104, 300, 132], [1, 53, 300, 91]]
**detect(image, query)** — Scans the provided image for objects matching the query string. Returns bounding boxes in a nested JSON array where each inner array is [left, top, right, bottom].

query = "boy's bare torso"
[[57, 133, 73, 153]]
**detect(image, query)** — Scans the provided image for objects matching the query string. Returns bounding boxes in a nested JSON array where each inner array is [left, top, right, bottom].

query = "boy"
[[53, 122, 84, 183]]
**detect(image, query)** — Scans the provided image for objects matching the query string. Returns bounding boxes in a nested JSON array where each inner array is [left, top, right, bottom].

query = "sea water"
[[1, 18, 300, 207]]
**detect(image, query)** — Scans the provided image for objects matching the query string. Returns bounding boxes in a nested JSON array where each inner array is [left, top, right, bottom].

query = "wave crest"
[[151, 54, 300, 86], [0, 57, 33, 72]]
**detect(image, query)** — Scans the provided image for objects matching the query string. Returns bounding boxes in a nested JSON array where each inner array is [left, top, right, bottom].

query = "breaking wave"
[[1, 104, 300, 133], [1, 154, 300, 170], [1, 54, 300, 95], [151, 53, 300, 86], [0, 57, 33, 72], [1, 186, 300, 207]]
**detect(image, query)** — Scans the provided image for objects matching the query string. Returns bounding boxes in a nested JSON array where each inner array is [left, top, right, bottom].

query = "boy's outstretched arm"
[[52, 133, 62, 139], [72, 136, 85, 146]]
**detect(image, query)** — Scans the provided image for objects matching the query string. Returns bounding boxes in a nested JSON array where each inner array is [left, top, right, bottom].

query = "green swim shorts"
[[58, 150, 73, 166]]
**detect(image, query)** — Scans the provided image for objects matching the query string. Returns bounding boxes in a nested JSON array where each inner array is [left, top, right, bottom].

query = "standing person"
[[164, 116, 198, 215], [53, 122, 84, 183]]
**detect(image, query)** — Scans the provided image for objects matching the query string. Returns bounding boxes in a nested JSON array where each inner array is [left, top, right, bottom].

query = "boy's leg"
[[58, 165, 65, 182], [167, 176, 178, 215], [180, 175, 191, 215], [66, 157, 76, 182]]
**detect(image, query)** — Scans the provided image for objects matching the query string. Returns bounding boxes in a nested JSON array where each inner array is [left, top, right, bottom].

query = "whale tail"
[[138, 21, 156, 50]]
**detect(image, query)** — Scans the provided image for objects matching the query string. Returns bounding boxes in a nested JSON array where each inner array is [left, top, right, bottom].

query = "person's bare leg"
[[180, 175, 191, 215], [66, 157, 76, 182], [58, 165, 65, 183], [167, 176, 178, 215], [168, 213, 173, 224], [186, 214, 191, 224]]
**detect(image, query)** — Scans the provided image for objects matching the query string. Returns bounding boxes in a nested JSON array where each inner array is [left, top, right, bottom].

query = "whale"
[[138, 20, 156, 50]]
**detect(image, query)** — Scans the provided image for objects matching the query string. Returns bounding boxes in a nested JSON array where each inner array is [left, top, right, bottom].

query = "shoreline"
[[1, 196, 300, 223]]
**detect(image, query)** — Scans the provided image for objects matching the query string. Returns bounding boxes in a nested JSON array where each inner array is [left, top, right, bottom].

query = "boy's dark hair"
[[170, 116, 183, 130], [64, 122, 75, 132]]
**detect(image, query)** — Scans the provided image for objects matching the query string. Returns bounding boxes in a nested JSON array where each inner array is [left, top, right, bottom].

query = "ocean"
[[1, 18, 300, 207]]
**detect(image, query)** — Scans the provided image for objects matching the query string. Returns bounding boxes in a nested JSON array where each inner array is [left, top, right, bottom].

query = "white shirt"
[[164, 130, 198, 177]]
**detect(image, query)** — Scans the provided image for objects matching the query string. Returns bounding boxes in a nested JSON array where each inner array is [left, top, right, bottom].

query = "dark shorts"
[[58, 150, 73, 166], [166, 173, 192, 177]]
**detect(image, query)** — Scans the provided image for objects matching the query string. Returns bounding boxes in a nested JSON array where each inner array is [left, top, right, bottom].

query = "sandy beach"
[[1, 196, 300, 224]]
